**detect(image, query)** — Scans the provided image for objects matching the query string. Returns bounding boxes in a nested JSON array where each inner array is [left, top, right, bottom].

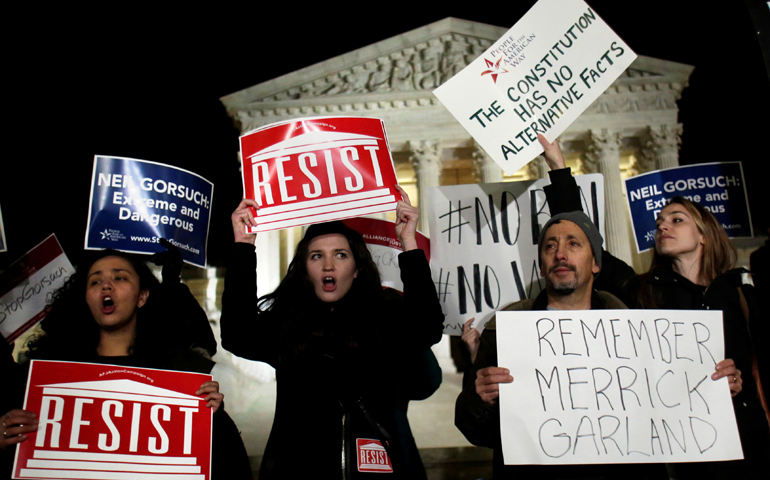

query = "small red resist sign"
[[356, 438, 393, 473], [240, 117, 400, 232], [14, 360, 212, 480]]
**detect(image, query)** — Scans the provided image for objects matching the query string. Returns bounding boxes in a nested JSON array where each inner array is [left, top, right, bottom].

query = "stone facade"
[[221, 19, 693, 270], [219, 17, 694, 371]]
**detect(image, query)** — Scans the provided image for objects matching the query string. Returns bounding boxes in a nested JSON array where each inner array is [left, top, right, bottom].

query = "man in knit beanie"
[[536, 211, 602, 308], [455, 208, 637, 479]]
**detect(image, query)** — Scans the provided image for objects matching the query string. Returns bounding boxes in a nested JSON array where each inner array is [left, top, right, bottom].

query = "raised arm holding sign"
[[222, 187, 445, 478], [238, 116, 401, 232], [455, 206, 742, 478], [434, 0, 636, 174], [533, 139, 770, 478]]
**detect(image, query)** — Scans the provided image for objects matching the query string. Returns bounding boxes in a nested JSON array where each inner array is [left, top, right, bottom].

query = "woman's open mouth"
[[322, 277, 337, 292], [102, 296, 116, 314]]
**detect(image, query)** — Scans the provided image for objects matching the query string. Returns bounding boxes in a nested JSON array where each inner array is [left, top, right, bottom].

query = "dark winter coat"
[[220, 243, 444, 479]]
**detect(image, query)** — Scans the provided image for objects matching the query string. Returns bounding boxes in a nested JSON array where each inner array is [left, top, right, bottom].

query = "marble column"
[[582, 129, 634, 266], [408, 140, 442, 234], [646, 124, 682, 171], [408, 139, 455, 373], [472, 141, 504, 183]]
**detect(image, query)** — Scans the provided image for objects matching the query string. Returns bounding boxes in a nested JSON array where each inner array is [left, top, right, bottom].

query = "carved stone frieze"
[[256, 34, 493, 103]]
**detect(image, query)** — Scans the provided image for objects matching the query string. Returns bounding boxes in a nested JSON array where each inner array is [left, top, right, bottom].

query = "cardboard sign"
[[0, 235, 73, 342], [625, 162, 752, 252], [427, 175, 604, 335], [85, 156, 214, 268], [240, 117, 400, 232], [434, 0, 636, 174], [0, 202, 6, 252], [496, 309, 742, 464], [14, 360, 213, 480], [342, 217, 430, 291]]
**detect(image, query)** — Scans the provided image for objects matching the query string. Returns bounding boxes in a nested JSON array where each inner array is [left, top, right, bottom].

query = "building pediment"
[[222, 17, 693, 148], [221, 18, 502, 111]]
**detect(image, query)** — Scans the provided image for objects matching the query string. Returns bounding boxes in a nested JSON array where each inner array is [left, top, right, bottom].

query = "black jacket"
[[545, 167, 770, 478], [455, 289, 667, 479], [220, 243, 444, 479]]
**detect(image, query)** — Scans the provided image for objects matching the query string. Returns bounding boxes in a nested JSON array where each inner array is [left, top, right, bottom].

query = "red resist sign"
[[240, 117, 400, 232], [14, 361, 212, 480]]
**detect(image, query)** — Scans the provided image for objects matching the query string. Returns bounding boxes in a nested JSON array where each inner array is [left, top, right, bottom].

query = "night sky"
[[2, 1, 768, 270]]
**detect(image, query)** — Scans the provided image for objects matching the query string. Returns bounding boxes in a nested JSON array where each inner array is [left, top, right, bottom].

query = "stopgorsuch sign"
[[14, 361, 213, 480], [0, 235, 73, 342], [239, 117, 400, 232]]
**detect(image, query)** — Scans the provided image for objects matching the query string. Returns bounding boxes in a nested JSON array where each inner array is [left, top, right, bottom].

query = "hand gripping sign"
[[342, 217, 430, 292], [434, 0, 636, 174], [239, 117, 400, 232], [14, 361, 213, 480]]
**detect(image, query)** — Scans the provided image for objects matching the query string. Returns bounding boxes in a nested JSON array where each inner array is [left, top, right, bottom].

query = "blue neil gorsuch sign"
[[85, 156, 213, 267], [625, 162, 751, 252]]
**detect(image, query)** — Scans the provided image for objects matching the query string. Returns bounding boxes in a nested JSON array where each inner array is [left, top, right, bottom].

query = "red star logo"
[[480, 57, 508, 83]]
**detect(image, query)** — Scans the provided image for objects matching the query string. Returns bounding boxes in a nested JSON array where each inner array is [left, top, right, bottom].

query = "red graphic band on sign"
[[240, 117, 400, 232]]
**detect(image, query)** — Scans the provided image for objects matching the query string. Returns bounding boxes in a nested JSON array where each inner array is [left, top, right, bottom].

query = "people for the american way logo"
[[480, 57, 509, 84]]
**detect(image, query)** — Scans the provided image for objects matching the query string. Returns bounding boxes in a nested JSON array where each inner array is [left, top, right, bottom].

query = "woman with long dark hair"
[[539, 135, 769, 479], [221, 186, 444, 479], [0, 249, 251, 478]]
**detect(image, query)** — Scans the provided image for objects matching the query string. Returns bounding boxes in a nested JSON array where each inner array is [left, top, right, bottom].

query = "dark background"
[[2, 1, 768, 270]]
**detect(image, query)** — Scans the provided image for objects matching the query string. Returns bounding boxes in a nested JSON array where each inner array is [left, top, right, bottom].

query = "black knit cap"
[[537, 211, 603, 270]]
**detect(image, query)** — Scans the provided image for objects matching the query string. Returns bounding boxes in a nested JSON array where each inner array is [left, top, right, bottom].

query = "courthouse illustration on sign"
[[15, 361, 213, 480], [240, 117, 400, 232]]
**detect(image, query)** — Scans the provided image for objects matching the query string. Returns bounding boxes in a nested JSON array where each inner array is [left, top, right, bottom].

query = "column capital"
[[471, 141, 503, 183], [644, 124, 682, 171], [581, 129, 621, 173], [526, 156, 549, 180], [408, 139, 442, 172], [646, 123, 682, 151]]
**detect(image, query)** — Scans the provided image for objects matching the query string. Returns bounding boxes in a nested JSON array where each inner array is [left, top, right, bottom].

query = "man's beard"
[[548, 262, 577, 296], [551, 278, 578, 296]]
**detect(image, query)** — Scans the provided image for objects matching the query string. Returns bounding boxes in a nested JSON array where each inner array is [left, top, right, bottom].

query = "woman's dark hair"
[[258, 221, 384, 363], [635, 196, 736, 307], [28, 249, 162, 360]]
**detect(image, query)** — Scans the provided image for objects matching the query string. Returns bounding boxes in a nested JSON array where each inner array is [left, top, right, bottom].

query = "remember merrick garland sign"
[[495, 309, 743, 465], [434, 0, 636, 174]]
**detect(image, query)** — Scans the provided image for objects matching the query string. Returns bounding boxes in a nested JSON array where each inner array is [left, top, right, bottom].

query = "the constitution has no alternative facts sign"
[[496, 309, 742, 465], [14, 360, 213, 480], [434, 0, 636, 174], [239, 117, 400, 232]]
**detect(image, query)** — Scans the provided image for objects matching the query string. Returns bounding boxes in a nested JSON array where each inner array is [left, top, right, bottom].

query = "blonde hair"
[[637, 196, 736, 307]]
